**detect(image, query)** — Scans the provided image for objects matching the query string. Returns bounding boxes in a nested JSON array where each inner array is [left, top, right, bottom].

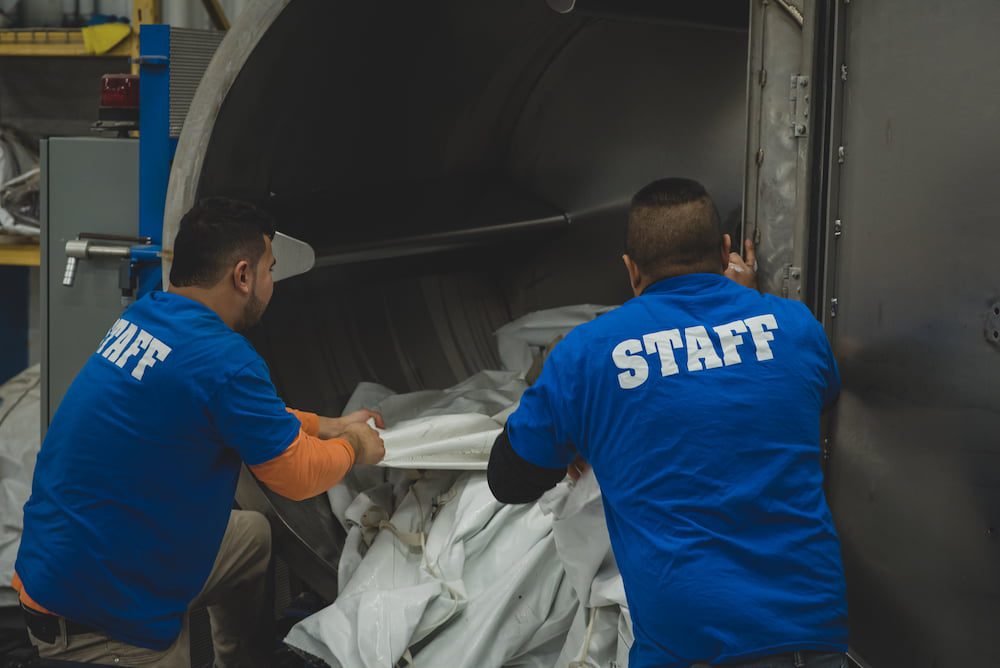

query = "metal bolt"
[[830, 298, 839, 318], [841, 64, 848, 81], [838, 146, 846, 163], [834, 219, 843, 237]]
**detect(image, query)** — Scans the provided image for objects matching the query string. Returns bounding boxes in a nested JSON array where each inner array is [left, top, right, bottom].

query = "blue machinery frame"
[[133, 23, 174, 297]]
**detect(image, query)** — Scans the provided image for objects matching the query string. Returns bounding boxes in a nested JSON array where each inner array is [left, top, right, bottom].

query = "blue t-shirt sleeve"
[[209, 358, 301, 466], [506, 343, 578, 469]]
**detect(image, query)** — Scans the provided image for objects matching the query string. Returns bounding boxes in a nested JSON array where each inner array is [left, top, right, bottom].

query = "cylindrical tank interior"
[[171, 0, 751, 598]]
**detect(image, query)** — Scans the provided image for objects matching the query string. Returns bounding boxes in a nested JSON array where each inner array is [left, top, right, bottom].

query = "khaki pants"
[[28, 510, 273, 667]]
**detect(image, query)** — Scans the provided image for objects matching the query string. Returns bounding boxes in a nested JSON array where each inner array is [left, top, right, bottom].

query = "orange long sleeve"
[[249, 430, 355, 501], [12, 571, 53, 615], [286, 408, 320, 436]]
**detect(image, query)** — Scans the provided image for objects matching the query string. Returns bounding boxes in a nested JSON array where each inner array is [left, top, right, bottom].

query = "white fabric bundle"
[[345, 305, 613, 471], [289, 472, 579, 667], [287, 469, 633, 668], [0, 365, 41, 607], [286, 304, 635, 667], [343, 370, 526, 470], [495, 304, 614, 376]]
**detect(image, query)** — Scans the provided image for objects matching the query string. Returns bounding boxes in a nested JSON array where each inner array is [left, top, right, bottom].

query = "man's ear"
[[721, 233, 733, 267], [622, 254, 643, 296], [233, 260, 252, 296]]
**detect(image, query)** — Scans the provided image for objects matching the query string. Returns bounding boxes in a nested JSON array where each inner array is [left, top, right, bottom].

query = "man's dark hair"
[[169, 197, 276, 288], [625, 177, 723, 280]]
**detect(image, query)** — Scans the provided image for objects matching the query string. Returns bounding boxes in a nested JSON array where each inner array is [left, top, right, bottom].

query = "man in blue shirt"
[[488, 178, 848, 668], [15, 198, 386, 666]]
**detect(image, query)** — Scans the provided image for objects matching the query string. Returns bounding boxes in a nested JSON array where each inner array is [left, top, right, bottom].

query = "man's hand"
[[567, 455, 591, 482], [724, 239, 758, 290], [318, 409, 385, 439], [342, 422, 386, 466]]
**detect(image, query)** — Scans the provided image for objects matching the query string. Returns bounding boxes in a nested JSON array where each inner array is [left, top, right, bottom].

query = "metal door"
[[41, 137, 138, 431], [822, 1, 1000, 665], [744, 0, 822, 300]]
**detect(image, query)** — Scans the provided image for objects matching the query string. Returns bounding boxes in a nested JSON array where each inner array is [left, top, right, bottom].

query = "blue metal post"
[[137, 23, 171, 297]]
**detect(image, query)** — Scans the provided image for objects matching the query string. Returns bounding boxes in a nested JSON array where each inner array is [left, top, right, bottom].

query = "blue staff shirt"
[[16, 291, 301, 649], [506, 273, 848, 668]]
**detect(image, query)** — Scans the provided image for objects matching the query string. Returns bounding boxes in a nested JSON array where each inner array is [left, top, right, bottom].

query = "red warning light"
[[100, 74, 139, 109]]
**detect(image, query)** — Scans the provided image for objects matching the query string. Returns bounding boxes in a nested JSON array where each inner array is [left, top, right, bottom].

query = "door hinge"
[[841, 63, 849, 81], [830, 297, 839, 318], [834, 219, 843, 238], [782, 265, 803, 299], [790, 75, 810, 137], [838, 145, 846, 163]]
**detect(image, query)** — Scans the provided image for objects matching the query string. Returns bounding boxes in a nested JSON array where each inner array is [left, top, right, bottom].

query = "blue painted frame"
[[135, 23, 174, 297]]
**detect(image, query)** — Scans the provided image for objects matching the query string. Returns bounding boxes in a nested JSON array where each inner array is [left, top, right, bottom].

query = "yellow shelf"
[[0, 244, 40, 267], [0, 28, 134, 58]]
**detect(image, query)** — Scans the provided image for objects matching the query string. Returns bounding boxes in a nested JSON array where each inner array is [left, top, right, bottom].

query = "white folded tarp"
[[495, 304, 614, 376], [342, 305, 613, 471], [286, 304, 634, 667], [288, 472, 581, 667], [543, 469, 633, 667], [343, 370, 526, 470], [0, 365, 42, 607], [287, 469, 632, 668]]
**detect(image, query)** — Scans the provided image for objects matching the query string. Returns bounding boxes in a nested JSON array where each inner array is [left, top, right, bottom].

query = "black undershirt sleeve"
[[487, 426, 567, 504]]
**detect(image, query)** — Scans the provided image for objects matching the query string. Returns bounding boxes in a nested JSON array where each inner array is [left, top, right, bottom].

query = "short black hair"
[[625, 177, 722, 279], [169, 197, 276, 288]]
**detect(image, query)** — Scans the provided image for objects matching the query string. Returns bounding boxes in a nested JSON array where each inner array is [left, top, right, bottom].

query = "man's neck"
[[637, 266, 723, 295], [169, 285, 238, 330]]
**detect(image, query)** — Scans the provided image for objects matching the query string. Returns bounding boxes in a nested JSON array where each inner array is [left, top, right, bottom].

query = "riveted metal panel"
[[743, 0, 819, 299]]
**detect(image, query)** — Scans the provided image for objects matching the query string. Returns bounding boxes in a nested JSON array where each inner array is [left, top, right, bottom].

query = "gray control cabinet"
[[40, 137, 139, 432]]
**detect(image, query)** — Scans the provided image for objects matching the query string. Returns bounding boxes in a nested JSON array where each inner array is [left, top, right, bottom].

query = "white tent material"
[[495, 304, 614, 376], [543, 470, 633, 668], [288, 472, 582, 667], [0, 365, 42, 607], [287, 305, 633, 667], [341, 305, 613, 471], [343, 371, 526, 471], [287, 469, 632, 668]]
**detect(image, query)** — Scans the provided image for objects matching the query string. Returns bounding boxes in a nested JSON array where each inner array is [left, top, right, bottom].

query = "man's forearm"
[[250, 430, 355, 501], [487, 428, 567, 504]]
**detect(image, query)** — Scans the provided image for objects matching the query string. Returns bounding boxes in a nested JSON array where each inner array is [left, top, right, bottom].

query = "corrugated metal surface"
[[169, 28, 224, 138]]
